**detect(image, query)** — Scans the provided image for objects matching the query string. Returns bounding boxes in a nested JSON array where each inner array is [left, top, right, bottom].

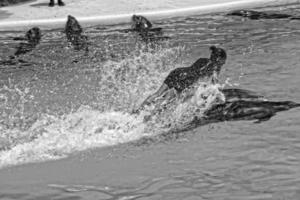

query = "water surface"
[[0, 3, 300, 200]]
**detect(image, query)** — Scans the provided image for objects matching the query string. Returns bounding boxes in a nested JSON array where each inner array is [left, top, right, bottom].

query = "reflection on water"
[[0, 3, 300, 200]]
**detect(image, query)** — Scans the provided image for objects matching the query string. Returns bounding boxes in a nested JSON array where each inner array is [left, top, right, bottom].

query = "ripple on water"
[[0, 3, 300, 200]]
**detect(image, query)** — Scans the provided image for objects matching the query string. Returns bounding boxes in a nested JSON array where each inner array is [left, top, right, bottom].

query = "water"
[[0, 3, 300, 200]]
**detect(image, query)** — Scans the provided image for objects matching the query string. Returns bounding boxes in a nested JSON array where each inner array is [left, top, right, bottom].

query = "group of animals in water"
[[1, 9, 299, 128]]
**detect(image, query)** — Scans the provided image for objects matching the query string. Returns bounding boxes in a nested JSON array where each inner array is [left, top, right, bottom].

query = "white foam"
[[0, 107, 148, 168], [0, 82, 225, 169]]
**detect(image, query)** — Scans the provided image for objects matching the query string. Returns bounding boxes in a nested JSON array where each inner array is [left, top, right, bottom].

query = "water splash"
[[0, 107, 147, 167], [0, 80, 224, 168], [0, 27, 225, 169]]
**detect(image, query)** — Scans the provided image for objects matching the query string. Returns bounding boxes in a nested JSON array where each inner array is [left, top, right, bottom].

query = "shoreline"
[[0, 0, 33, 8], [0, 0, 299, 31]]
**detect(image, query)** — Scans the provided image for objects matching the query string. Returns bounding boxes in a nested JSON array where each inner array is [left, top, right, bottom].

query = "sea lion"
[[134, 46, 227, 113], [221, 88, 265, 102], [174, 98, 300, 133], [131, 15, 168, 43], [131, 15, 153, 31], [203, 100, 300, 123], [65, 15, 89, 52], [12, 27, 41, 58], [227, 10, 297, 20]]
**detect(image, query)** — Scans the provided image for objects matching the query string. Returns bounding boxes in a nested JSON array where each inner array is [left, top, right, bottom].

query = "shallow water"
[[0, 3, 300, 200]]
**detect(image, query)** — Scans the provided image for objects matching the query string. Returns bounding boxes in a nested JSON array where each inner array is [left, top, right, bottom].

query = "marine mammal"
[[134, 46, 227, 113], [175, 96, 300, 133], [227, 10, 299, 20], [0, 27, 41, 65], [203, 100, 300, 123], [130, 15, 168, 43], [131, 15, 153, 31], [220, 88, 265, 102], [65, 15, 89, 52], [12, 27, 41, 58]]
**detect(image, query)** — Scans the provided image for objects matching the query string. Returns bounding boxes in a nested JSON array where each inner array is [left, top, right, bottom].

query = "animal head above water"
[[66, 15, 83, 34], [209, 46, 227, 67], [25, 27, 42, 44], [131, 15, 152, 30]]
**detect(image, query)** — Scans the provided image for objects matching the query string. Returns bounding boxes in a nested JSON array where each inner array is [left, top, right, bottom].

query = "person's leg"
[[48, 0, 54, 7], [58, 0, 65, 6]]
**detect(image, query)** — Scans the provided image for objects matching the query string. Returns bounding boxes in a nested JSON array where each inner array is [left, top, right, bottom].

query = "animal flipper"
[[253, 114, 274, 123]]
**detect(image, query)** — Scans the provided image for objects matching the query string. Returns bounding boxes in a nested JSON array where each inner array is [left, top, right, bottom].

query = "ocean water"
[[0, 3, 300, 200]]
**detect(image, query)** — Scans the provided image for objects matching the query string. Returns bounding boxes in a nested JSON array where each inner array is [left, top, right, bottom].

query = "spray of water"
[[0, 40, 226, 169]]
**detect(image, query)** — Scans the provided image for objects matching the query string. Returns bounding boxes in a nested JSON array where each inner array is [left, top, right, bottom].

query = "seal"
[[220, 88, 265, 102], [162, 46, 227, 93], [12, 27, 41, 57], [130, 15, 168, 43], [65, 15, 89, 52], [133, 46, 227, 113], [203, 100, 300, 123], [175, 96, 300, 133], [227, 10, 295, 20], [131, 15, 153, 31]]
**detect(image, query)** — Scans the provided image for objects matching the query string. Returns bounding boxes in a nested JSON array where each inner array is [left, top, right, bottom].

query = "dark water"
[[0, 3, 300, 200]]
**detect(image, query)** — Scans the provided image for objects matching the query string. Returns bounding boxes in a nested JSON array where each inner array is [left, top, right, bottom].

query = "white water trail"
[[0, 81, 225, 169], [0, 106, 148, 168]]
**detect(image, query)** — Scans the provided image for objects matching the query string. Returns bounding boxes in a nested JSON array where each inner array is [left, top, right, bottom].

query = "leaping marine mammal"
[[134, 46, 227, 113]]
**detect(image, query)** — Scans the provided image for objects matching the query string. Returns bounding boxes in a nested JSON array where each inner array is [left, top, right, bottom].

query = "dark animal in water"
[[205, 88, 299, 123], [203, 100, 300, 123], [220, 88, 265, 102], [227, 10, 300, 20], [130, 15, 168, 43], [131, 15, 153, 31], [65, 15, 89, 52], [11, 27, 41, 58], [169, 88, 300, 133]]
